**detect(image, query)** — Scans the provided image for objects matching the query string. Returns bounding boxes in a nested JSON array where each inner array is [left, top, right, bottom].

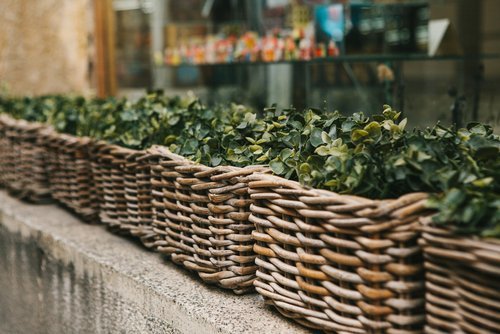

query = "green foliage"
[[0, 95, 62, 123], [0, 92, 196, 149], [426, 124, 500, 237], [1, 93, 498, 237]]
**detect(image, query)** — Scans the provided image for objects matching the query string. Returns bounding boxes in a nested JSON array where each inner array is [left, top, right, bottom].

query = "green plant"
[[2, 93, 498, 237], [426, 124, 500, 236]]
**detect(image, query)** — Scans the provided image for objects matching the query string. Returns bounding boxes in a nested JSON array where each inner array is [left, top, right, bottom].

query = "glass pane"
[[114, 3, 152, 89]]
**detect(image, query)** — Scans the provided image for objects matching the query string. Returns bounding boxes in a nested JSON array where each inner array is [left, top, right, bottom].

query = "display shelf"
[[149, 1, 497, 128], [159, 53, 500, 68]]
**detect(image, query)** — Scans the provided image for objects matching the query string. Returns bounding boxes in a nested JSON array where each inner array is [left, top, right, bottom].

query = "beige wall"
[[0, 0, 92, 96]]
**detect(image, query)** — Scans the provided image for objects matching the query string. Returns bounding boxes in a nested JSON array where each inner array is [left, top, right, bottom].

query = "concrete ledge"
[[0, 191, 309, 334]]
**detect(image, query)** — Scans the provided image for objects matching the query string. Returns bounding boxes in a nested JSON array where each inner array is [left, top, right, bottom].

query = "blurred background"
[[0, 0, 499, 129]]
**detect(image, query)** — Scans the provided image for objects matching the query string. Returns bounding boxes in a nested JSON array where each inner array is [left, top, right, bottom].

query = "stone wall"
[[0, 0, 92, 95]]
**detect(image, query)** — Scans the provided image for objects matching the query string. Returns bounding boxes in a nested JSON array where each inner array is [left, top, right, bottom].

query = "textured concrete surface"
[[0, 191, 309, 334]]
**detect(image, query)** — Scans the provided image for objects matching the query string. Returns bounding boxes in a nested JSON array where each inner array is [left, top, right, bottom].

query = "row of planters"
[[0, 92, 499, 333]]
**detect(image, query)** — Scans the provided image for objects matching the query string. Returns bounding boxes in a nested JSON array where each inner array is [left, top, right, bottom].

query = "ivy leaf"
[[211, 155, 222, 166], [280, 148, 294, 161], [324, 179, 338, 187], [168, 115, 180, 125], [315, 146, 330, 156], [249, 145, 263, 155], [183, 139, 199, 155], [321, 131, 331, 144], [351, 129, 369, 142], [299, 163, 311, 174], [364, 121, 382, 138], [121, 109, 138, 121], [310, 127, 323, 147], [206, 137, 219, 149], [164, 135, 177, 145], [269, 159, 286, 174], [472, 177, 493, 188], [399, 118, 408, 131], [237, 122, 247, 129], [256, 149, 270, 162], [342, 121, 355, 132], [468, 123, 487, 135]]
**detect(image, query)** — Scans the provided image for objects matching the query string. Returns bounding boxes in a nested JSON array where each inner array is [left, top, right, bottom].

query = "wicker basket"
[[0, 115, 51, 202], [43, 131, 61, 198], [148, 146, 269, 294], [94, 144, 129, 233], [44, 132, 97, 220], [133, 151, 157, 248], [0, 115, 13, 187], [94, 143, 153, 242], [419, 217, 500, 334], [88, 140, 108, 222], [248, 173, 431, 333], [124, 149, 156, 246]]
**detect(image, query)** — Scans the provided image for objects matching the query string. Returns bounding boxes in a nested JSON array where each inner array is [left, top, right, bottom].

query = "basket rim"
[[146, 145, 271, 180], [248, 172, 429, 209], [420, 216, 500, 248]]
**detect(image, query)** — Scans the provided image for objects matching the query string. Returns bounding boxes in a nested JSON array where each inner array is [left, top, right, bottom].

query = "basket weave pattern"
[[248, 173, 430, 333], [0, 124, 7, 185], [72, 137, 99, 219], [95, 145, 132, 234], [0, 116, 20, 190], [44, 132, 66, 204], [124, 149, 156, 247], [149, 146, 268, 294], [95, 144, 118, 230], [93, 144, 155, 244], [45, 133, 97, 219], [0, 116, 51, 202], [420, 218, 500, 334], [133, 151, 157, 248], [89, 141, 107, 223]]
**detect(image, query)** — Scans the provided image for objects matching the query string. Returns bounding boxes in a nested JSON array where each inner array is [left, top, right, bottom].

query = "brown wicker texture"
[[248, 173, 431, 333], [134, 151, 156, 248], [419, 217, 500, 334], [88, 140, 108, 222], [44, 132, 97, 220], [44, 131, 65, 203], [94, 144, 152, 241], [148, 145, 269, 294], [0, 115, 51, 202], [0, 115, 13, 187], [123, 151, 138, 229], [94, 144, 129, 233], [85, 140, 102, 221], [124, 148, 156, 247]]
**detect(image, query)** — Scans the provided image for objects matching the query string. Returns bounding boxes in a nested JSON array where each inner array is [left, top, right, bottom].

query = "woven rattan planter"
[[147, 146, 269, 294], [133, 151, 157, 248], [89, 140, 108, 221], [93, 143, 153, 245], [0, 115, 13, 188], [94, 144, 132, 233], [0, 115, 51, 202], [44, 132, 98, 220], [419, 217, 500, 334], [248, 173, 431, 333], [0, 115, 18, 189], [125, 149, 156, 247]]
